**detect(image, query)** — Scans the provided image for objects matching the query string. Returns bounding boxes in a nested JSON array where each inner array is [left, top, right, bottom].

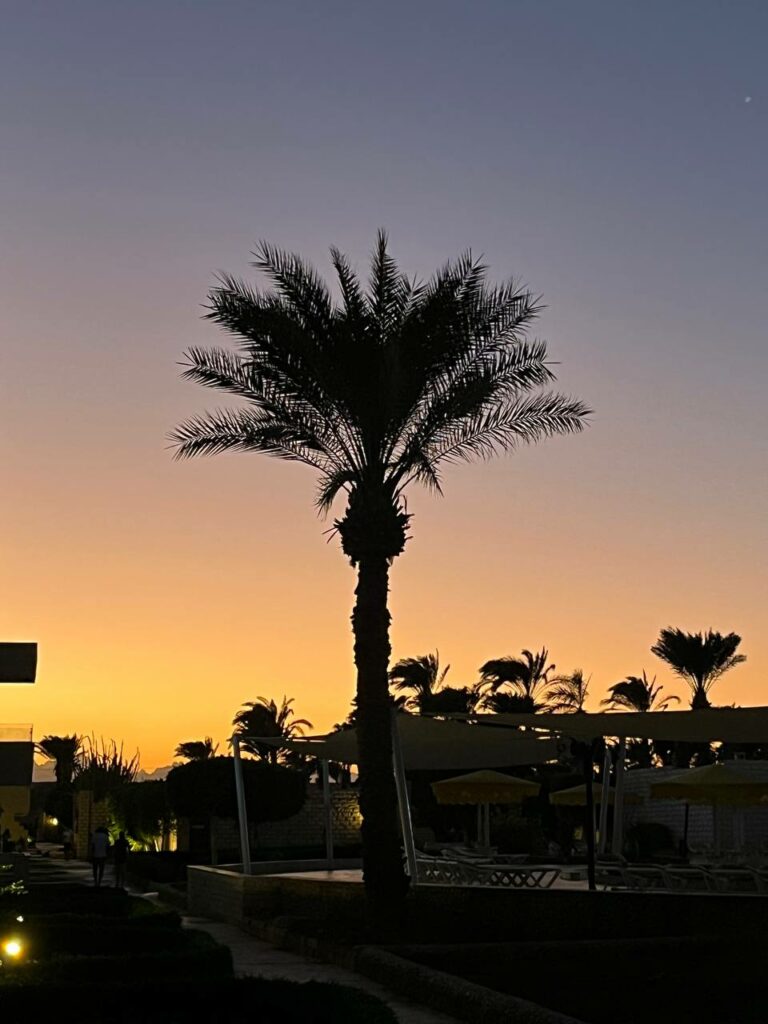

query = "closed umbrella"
[[431, 770, 540, 848]]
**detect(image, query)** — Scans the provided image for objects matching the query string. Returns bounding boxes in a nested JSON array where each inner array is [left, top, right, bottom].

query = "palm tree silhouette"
[[601, 671, 678, 713], [37, 735, 81, 787], [651, 628, 746, 710], [547, 668, 591, 713], [171, 234, 589, 907], [601, 671, 679, 767], [479, 648, 556, 712], [232, 696, 312, 765], [174, 737, 219, 761]]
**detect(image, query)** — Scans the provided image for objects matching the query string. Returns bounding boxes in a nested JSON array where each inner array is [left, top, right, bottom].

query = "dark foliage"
[[165, 756, 305, 822]]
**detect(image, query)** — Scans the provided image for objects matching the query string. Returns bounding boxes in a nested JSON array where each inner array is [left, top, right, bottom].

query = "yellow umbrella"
[[431, 769, 540, 805], [431, 770, 540, 848], [650, 763, 768, 806], [651, 763, 768, 857], [551, 783, 641, 807]]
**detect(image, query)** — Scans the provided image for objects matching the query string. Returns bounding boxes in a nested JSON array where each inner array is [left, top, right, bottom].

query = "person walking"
[[90, 826, 109, 888], [113, 831, 129, 889]]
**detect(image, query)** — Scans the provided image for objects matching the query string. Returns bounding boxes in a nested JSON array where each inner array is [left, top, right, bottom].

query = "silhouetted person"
[[62, 827, 74, 860], [113, 831, 129, 889], [90, 826, 109, 887]]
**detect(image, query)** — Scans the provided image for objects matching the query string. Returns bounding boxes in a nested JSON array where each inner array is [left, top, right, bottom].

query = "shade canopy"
[[474, 708, 768, 744], [254, 715, 558, 771], [650, 763, 768, 806], [431, 769, 540, 806], [550, 782, 641, 807]]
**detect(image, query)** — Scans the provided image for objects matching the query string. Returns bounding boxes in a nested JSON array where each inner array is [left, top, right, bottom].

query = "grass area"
[[0, 883, 395, 1024]]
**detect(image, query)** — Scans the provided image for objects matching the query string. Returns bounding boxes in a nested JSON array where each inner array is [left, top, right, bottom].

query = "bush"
[[624, 821, 676, 861], [4, 937, 233, 985], [166, 757, 306, 823], [0, 978, 396, 1023], [126, 851, 191, 885], [25, 922, 206, 958]]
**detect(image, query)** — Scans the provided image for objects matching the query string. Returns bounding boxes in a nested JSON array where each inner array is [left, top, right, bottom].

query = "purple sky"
[[2, 1, 766, 764]]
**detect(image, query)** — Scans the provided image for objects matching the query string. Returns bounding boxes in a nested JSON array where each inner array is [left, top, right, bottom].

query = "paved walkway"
[[27, 847, 459, 1024], [184, 915, 460, 1024]]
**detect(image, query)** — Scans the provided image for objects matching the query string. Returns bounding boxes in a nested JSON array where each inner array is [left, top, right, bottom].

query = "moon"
[[745, 96, 752, 103]]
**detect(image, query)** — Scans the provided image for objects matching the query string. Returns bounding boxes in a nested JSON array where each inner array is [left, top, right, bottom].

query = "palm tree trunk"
[[352, 555, 409, 918]]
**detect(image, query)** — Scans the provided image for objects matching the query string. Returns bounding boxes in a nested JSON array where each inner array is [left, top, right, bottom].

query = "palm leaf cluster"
[[651, 628, 745, 710], [171, 233, 589, 540]]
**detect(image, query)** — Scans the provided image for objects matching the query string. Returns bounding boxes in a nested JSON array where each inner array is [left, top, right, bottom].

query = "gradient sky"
[[2, 1, 766, 768]]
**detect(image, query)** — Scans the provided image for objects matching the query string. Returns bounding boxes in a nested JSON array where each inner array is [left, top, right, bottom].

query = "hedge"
[[0, 978, 396, 1024], [23, 922, 210, 959]]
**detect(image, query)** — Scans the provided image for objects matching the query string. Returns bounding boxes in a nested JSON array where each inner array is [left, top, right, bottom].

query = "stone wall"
[[256, 788, 361, 849], [73, 790, 109, 859], [622, 761, 768, 855]]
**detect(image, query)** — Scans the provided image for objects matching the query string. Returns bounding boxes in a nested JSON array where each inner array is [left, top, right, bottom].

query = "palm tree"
[[479, 648, 556, 712], [232, 696, 312, 766], [601, 672, 679, 768], [651, 628, 746, 710], [601, 671, 679, 713], [388, 651, 447, 709], [171, 233, 589, 908], [37, 735, 81, 787], [547, 669, 590, 713], [175, 737, 219, 761]]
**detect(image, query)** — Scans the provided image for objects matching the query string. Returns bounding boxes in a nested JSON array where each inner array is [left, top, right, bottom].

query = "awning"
[[472, 707, 768, 743], [250, 715, 558, 770]]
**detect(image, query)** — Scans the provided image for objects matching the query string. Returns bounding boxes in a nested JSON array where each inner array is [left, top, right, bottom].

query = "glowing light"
[[2, 939, 23, 959], [49, 817, 58, 826], [15, 916, 23, 923]]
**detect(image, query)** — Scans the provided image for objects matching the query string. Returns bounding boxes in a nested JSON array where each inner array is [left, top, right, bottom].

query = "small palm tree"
[[232, 696, 312, 766], [651, 628, 746, 710], [601, 671, 679, 713], [174, 737, 218, 761], [171, 234, 589, 908], [479, 648, 556, 712], [37, 735, 81, 787], [389, 651, 448, 709], [547, 669, 590, 713]]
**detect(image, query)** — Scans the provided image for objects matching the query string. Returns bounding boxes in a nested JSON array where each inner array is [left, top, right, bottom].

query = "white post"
[[597, 744, 612, 854], [610, 737, 627, 855], [231, 736, 251, 875], [321, 759, 334, 869], [391, 711, 418, 880]]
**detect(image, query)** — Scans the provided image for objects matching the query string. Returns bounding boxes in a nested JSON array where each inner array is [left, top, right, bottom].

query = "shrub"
[[0, 978, 396, 1023], [166, 757, 306, 823]]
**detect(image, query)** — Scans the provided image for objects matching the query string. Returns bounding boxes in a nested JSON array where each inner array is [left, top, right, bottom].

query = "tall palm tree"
[[174, 737, 219, 761], [232, 696, 312, 766], [601, 671, 678, 713], [547, 669, 590, 713], [651, 628, 746, 710], [37, 735, 81, 787], [479, 647, 556, 712], [171, 234, 589, 908]]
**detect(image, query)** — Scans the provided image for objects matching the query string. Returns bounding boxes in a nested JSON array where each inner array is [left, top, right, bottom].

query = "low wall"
[[188, 865, 768, 942], [187, 862, 363, 924]]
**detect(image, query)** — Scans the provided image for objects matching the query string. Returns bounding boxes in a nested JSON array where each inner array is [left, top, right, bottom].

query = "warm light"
[[49, 817, 58, 826], [15, 916, 23, 923], [3, 939, 23, 959]]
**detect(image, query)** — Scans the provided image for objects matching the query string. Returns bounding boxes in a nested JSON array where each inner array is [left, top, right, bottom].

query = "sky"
[[2, 1, 766, 768]]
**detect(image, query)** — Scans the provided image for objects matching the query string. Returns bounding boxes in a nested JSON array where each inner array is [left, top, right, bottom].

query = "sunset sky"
[[2, 1, 766, 768]]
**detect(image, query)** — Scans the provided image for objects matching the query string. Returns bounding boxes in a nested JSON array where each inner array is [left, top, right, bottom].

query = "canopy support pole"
[[597, 744, 612, 854], [391, 711, 418, 882], [610, 737, 627, 856], [582, 742, 596, 891], [321, 759, 334, 869], [231, 736, 251, 876]]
